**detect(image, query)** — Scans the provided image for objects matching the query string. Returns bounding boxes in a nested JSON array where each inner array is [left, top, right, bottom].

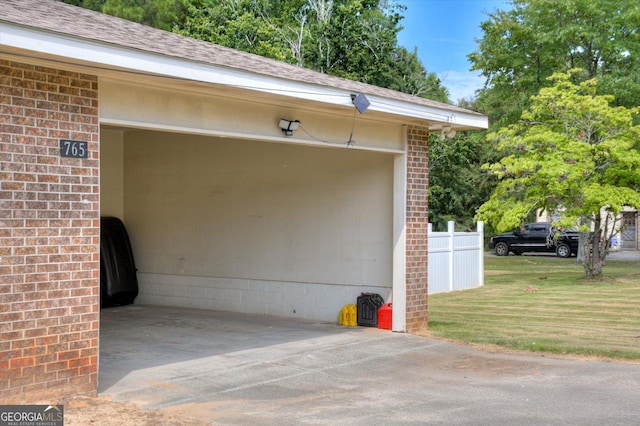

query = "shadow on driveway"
[[100, 305, 640, 425]]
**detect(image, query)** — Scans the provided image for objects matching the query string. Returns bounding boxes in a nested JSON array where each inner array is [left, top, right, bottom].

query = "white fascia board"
[[366, 96, 488, 129], [1, 22, 487, 128]]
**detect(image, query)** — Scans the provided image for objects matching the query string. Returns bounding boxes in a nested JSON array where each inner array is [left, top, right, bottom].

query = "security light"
[[278, 119, 300, 136]]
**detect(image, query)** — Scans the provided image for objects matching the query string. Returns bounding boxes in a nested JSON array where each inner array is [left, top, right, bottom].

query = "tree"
[[428, 129, 497, 231], [470, 0, 640, 129], [61, 0, 193, 31], [174, 0, 448, 101], [300, 0, 406, 89], [386, 47, 447, 101], [177, 0, 292, 61], [475, 71, 640, 277], [465, 0, 640, 241], [60, 0, 105, 11]]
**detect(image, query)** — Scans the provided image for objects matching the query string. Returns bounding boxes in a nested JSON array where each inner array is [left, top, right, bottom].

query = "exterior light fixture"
[[442, 126, 457, 139], [350, 93, 370, 114], [433, 125, 457, 140], [278, 119, 300, 136]]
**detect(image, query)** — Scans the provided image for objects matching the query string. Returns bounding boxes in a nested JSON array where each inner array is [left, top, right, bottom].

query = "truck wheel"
[[494, 242, 509, 256], [556, 243, 571, 258]]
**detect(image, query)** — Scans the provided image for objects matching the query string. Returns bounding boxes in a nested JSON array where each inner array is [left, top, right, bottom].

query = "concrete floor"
[[99, 305, 640, 425]]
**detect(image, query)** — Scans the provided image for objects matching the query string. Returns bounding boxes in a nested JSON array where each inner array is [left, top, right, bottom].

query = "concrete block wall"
[[123, 132, 394, 323], [0, 60, 100, 401], [405, 126, 429, 332], [137, 273, 391, 322]]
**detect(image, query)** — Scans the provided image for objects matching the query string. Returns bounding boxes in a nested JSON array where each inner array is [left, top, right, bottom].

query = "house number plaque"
[[60, 139, 88, 158]]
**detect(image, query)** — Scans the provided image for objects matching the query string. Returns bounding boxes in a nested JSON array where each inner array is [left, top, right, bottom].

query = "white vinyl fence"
[[428, 221, 484, 294]]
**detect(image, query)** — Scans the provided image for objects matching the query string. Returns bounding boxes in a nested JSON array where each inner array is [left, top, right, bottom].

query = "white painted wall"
[[99, 79, 406, 153], [123, 131, 394, 321], [100, 129, 124, 219]]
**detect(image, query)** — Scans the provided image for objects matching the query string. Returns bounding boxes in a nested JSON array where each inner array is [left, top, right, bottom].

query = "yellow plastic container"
[[338, 304, 357, 327]]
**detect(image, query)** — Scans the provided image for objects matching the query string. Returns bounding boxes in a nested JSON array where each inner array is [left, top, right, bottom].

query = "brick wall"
[[405, 126, 429, 332], [0, 60, 100, 402]]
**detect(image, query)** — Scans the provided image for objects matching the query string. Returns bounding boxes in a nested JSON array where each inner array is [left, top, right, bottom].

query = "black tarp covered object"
[[100, 216, 138, 308]]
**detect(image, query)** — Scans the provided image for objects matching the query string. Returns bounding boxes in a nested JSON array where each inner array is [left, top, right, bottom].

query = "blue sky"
[[396, 0, 511, 102]]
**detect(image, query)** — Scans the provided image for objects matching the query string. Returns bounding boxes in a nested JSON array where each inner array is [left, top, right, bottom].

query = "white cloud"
[[437, 70, 486, 103]]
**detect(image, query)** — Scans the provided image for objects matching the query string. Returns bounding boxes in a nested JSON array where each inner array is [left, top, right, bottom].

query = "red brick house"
[[0, 0, 487, 402]]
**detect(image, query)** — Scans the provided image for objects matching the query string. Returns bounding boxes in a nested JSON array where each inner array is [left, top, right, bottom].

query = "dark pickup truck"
[[488, 222, 580, 258]]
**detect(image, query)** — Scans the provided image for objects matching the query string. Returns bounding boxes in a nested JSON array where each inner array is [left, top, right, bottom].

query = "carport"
[[98, 76, 404, 323], [0, 0, 488, 402]]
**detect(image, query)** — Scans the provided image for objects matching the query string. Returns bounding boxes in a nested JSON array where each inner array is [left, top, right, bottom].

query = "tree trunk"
[[583, 217, 604, 277], [577, 231, 588, 264]]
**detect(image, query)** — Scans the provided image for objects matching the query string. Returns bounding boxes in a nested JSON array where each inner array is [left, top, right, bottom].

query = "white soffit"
[[1, 22, 488, 129]]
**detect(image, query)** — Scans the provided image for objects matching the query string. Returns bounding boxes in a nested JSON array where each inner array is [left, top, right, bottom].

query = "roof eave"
[[0, 21, 488, 130]]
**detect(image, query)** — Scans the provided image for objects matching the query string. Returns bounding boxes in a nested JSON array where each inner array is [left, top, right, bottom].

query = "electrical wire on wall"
[[347, 107, 358, 146]]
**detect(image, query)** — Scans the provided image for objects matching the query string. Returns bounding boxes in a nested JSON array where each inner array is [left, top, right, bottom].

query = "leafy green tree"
[[301, 1, 399, 85], [61, 0, 192, 31], [466, 0, 640, 239], [175, 0, 447, 101], [428, 129, 497, 231], [103, 0, 192, 31], [476, 71, 640, 276], [60, 0, 105, 11], [388, 47, 447, 101], [177, 0, 291, 61], [470, 0, 640, 128]]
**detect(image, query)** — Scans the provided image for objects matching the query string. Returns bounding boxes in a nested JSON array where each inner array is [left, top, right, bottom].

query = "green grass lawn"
[[427, 254, 640, 360]]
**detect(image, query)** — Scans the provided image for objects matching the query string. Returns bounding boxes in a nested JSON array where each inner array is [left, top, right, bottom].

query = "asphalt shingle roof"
[[1, 0, 482, 117]]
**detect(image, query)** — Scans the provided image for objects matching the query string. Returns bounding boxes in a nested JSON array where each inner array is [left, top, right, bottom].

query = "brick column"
[[405, 126, 429, 332], [0, 60, 100, 401]]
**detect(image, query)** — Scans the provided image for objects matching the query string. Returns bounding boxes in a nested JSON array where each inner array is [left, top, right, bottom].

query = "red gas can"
[[377, 303, 392, 330]]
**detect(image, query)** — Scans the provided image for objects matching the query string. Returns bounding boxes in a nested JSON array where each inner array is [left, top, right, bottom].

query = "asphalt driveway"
[[99, 305, 640, 425]]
